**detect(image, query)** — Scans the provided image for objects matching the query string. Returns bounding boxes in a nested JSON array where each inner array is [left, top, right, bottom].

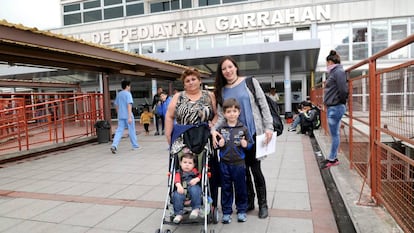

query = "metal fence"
[[311, 34, 414, 233], [0, 93, 104, 156]]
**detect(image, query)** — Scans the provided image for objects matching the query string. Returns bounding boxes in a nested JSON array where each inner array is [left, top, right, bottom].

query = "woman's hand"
[[264, 130, 273, 145], [211, 130, 221, 148]]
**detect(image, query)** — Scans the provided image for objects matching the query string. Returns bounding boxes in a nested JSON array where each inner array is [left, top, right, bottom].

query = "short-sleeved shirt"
[[115, 90, 134, 119]]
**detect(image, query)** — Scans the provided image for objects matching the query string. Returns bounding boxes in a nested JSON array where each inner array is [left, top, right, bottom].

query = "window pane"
[[171, 0, 179, 10], [199, 0, 220, 6], [229, 33, 243, 46], [104, 6, 124, 19], [223, 0, 247, 3], [182, 0, 192, 9], [126, 3, 144, 16], [84, 10, 102, 23], [279, 28, 293, 41], [142, 43, 153, 54], [151, 2, 170, 13], [84, 0, 101, 9], [64, 13, 81, 25], [262, 29, 276, 42], [168, 39, 180, 52], [104, 0, 122, 6], [184, 37, 196, 50], [352, 22, 368, 60], [198, 36, 212, 50], [126, 0, 140, 2], [333, 24, 349, 61], [245, 31, 260, 44], [155, 40, 167, 53], [294, 27, 311, 40], [214, 34, 227, 48], [371, 20, 388, 56], [317, 24, 332, 63], [64, 4, 80, 12], [390, 18, 408, 59]]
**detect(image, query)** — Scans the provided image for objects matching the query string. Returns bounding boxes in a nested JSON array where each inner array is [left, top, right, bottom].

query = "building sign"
[[87, 5, 330, 44]]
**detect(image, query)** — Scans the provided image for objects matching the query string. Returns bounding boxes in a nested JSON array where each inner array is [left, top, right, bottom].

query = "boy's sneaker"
[[173, 215, 183, 224], [222, 214, 232, 224], [288, 127, 296, 132], [320, 159, 339, 169], [189, 209, 199, 219], [110, 146, 117, 154], [237, 213, 247, 222]]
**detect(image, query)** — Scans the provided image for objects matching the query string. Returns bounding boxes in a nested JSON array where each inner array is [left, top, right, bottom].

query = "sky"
[[0, 0, 61, 30]]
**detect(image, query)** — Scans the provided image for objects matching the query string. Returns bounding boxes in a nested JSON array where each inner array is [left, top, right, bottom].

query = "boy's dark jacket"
[[217, 121, 253, 165]]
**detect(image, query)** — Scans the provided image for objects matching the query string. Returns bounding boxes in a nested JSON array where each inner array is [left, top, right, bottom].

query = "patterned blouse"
[[171, 90, 214, 154]]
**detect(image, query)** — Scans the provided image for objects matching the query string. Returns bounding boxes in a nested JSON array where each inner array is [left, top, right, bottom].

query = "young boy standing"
[[216, 98, 252, 224], [139, 107, 153, 136], [172, 153, 202, 224]]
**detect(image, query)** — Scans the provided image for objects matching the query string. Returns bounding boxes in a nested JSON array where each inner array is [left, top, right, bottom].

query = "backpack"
[[245, 77, 284, 136], [312, 105, 321, 129]]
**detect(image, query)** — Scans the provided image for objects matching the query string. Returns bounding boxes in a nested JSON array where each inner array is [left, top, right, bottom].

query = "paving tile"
[[0, 217, 23, 232], [2, 220, 57, 233], [0, 198, 36, 215], [267, 217, 313, 233], [95, 206, 155, 231], [272, 191, 311, 210], [83, 183, 130, 198], [4, 199, 63, 219], [109, 184, 153, 200], [62, 204, 122, 227], [276, 179, 308, 193], [32, 202, 93, 223]]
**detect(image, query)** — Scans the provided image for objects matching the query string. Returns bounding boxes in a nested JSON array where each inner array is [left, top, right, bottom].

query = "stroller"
[[156, 123, 219, 233]]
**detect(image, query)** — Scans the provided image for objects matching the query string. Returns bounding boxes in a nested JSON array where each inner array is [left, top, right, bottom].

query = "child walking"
[[172, 153, 202, 224], [140, 107, 153, 135], [216, 98, 252, 223]]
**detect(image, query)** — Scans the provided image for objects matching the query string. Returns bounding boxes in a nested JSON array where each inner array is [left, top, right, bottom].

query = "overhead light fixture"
[[120, 70, 146, 76]]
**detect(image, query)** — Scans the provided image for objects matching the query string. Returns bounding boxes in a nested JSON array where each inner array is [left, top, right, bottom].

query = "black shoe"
[[154, 131, 160, 136], [247, 202, 255, 211], [110, 146, 117, 154], [258, 206, 268, 219]]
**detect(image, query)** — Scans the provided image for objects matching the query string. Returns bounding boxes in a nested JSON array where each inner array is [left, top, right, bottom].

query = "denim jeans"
[[172, 184, 202, 215], [327, 104, 346, 161]]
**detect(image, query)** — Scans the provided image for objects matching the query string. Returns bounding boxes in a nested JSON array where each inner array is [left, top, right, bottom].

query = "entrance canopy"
[[150, 39, 320, 78], [0, 20, 209, 86]]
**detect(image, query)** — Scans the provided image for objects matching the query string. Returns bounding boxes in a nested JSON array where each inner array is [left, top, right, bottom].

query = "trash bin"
[[94, 120, 111, 143]]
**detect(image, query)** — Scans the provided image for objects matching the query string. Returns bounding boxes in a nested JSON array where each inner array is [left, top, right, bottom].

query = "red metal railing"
[[311, 34, 414, 233], [0, 93, 104, 156]]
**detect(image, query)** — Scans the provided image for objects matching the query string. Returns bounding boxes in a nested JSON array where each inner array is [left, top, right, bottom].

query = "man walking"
[[110, 80, 140, 154]]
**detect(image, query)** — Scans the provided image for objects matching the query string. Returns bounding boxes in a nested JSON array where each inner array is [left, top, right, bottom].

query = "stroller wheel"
[[155, 229, 160, 233], [212, 206, 219, 224], [164, 230, 172, 233]]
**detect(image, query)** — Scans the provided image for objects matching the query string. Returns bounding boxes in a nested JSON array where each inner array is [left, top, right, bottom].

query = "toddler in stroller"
[[157, 123, 218, 233]]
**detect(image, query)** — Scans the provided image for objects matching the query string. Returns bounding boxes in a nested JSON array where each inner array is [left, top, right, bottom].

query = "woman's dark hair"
[[214, 56, 240, 106], [326, 50, 341, 64]]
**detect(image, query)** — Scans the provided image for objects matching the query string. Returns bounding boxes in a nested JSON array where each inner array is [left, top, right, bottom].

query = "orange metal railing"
[[311, 34, 414, 233], [0, 93, 104, 156]]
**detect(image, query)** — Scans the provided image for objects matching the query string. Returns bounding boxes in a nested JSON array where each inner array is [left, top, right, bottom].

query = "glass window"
[[126, 3, 144, 16], [317, 24, 332, 63], [199, 0, 220, 7], [214, 34, 227, 48], [126, 0, 140, 2], [151, 1, 170, 13], [229, 33, 243, 46], [84, 10, 102, 23], [390, 18, 408, 59], [64, 4, 80, 12], [198, 36, 212, 50], [245, 31, 260, 44], [279, 28, 293, 41], [104, 0, 122, 6], [352, 22, 368, 60], [142, 43, 153, 54], [104, 6, 123, 19], [129, 43, 140, 54], [182, 0, 192, 9], [184, 37, 196, 50], [371, 20, 388, 56], [171, 0, 179, 10], [262, 29, 276, 43], [223, 0, 247, 3], [294, 27, 311, 40], [64, 13, 81, 25], [84, 0, 101, 9], [168, 39, 181, 52], [333, 23, 349, 61], [155, 40, 167, 53]]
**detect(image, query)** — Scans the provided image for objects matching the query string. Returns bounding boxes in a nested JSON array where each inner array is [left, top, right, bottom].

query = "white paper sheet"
[[255, 132, 277, 159]]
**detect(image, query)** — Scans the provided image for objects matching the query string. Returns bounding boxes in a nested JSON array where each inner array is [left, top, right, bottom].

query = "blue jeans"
[[172, 184, 202, 215], [291, 114, 301, 128], [327, 104, 346, 161], [111, 119, 139, 149]]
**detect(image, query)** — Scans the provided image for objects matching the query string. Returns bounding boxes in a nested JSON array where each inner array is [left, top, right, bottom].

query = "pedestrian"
[[140, 107, 153, 136], [152, 87, 164, 135], [211, 56, 273, 219], [159, 91, 172, 134], [267, 87, 279, 103], [172, 152, 202, 224], [110, 80, 140, 154], [216, 98, 252, 224], [164, 68, 219, 215], [320, 50, 348, 169]]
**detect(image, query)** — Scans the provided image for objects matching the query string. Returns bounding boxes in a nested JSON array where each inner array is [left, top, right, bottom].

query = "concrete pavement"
[[0, 126, 398, 233]]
